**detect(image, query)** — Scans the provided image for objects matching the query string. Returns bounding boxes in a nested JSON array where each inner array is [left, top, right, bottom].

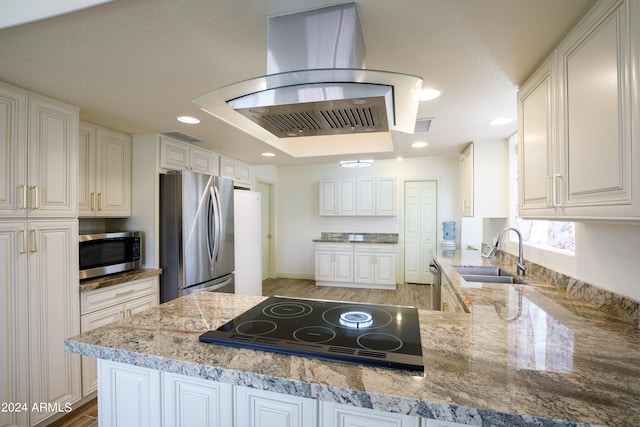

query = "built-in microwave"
[[79, 231, 142, 280]]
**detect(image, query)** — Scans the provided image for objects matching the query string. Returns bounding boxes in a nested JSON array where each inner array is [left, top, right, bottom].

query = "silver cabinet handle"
[[90, 192, 95, 211], [552, 174, 562, 207], [97, 193, 102, 212]]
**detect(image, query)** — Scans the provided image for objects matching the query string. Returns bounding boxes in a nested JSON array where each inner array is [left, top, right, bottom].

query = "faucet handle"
[[516, 261, 526, 275]]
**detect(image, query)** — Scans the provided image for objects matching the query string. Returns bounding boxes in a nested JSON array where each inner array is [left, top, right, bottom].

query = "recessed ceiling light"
[[396, 157, 403, 162], [489, 117, 512, 126], [340, 160, 374, 168], [411, 141, 429, 148], [261, 152, 275, 157], [177, 116, 200, 124], [419, 88, 441, 101]]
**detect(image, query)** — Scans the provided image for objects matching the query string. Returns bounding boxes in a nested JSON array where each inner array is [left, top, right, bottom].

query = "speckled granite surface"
[[79, 268, 162, 292], [313, 232, 399, 244], [66, 252, 640, 426]]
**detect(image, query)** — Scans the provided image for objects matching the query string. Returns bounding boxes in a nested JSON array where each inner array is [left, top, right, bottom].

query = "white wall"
[[254, 157, 460, 281]]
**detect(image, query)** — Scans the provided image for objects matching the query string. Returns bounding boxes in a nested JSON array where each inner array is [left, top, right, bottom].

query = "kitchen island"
[[65, 252, 640, 426]]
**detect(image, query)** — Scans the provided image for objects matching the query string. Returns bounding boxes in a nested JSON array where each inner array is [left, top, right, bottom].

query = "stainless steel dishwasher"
[[429, 260, 441, 311]]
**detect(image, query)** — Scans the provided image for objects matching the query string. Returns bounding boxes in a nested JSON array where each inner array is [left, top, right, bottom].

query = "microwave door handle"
[[212, 184, 222, 266]]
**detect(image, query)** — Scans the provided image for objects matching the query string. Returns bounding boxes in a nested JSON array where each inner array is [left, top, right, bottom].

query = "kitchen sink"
[[454, 266, 526, 284]]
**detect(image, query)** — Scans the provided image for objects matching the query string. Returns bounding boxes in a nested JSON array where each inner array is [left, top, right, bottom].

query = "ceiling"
[[0, 0, 596, 166]]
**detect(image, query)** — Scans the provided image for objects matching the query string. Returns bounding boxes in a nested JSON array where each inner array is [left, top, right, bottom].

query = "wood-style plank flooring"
[[54, 278, 431, 425], [262, 277, 433, 310]]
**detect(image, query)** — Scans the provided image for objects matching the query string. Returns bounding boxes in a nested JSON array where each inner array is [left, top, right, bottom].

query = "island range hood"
[[193, 2, 423, 158]]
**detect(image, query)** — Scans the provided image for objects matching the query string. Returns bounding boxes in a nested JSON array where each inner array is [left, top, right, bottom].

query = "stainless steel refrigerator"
[[159, 171, 235, 303]]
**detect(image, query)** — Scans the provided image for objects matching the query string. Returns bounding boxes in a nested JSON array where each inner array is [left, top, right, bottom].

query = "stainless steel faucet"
[[495, 227, 526, 276]]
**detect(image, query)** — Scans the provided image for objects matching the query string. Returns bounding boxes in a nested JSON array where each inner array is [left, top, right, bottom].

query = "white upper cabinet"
[[319, 178, 356, 216], [79, 122, 131, 217], [518, 54, 557, 218], [160, 136, 219, 175], [0, 82, 78, 218], [220, 155, 252, 188], [319, 177, 395, 216], [356, 177, 396, 216], [519, 0, 640, 221]]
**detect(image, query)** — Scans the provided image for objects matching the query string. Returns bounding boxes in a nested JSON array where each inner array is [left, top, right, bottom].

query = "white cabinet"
[[0, 220, 81, 426], [459, 144, 473, 217], [441, 274, 465, 313], [160, 136, 219, 175], [79, 122, 131, 217], [0, 82, 78, 218], [315, 242, 354, 283], [356, 177, 397, 216], [98, 360, 161, 427], [235, 386, 318, 427], [220, 155, 252, 188], [517, 54, 557, 218], [319, 178, 357, 216], [80, 277, 159, 395], [353, 244, 397, 288], [163, 372, 233, 427], [321, 401, 420, 427], [518, 0, 640, 221]]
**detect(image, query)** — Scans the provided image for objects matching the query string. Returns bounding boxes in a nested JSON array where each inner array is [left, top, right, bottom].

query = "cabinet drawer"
[[81, 277, 158, 315], [353, 243, 396, 253], [315, 242, 353, 252]]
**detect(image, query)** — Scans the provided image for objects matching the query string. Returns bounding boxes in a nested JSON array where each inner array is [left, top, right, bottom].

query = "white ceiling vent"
[[163, 131, 202, 143], [414, 118, 434, 133]]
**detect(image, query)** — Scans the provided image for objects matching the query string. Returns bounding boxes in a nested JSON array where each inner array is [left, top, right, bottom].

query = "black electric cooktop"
[[199, 296, 424, 371]]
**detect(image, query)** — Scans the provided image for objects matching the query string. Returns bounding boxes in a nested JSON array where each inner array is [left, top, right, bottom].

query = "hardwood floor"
[[262, 278, 433, 310], [55, 278, 431, 425], [48, 399, 97, 427]]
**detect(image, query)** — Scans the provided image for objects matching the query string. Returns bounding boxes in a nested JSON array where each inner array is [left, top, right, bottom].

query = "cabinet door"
[[518, 54, 557, 218], [356, 178, 376, 215], [220, 156, 237, 179], [28, 220, 81, 425], [0, 83, 27, 217], [163, 372, 233, 427], [96, 127, 131, 217], [315, 251, 335, 282], [557, 0, 638, 219], [374, 252, 396, 286], [160, 137, 190, 170], [334, 251, 354, 282], [190, 146, 217, 175], [236, 160, 252, 185], [337, 178, 356, 215], [124, 293, 158, 317], [319, 180, 337, 215], [28, 94, 78, 217], [376, 178, 396, 216], [321, 401, 420, 427], [99, 360, 161, 427], [353, 252, 374, 284], [78, 123, 97, 216], [0, 222, 29, 427], [235, 386, 317, 427]]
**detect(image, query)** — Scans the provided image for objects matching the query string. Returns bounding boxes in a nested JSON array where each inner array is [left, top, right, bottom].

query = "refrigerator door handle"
[[209, 184, 222, 268]]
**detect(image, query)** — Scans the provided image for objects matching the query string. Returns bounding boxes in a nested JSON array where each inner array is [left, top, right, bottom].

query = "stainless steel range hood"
[[193, 2, 422, 158]]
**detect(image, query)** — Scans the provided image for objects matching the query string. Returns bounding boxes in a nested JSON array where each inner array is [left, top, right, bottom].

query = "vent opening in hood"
[[193, 2, 422, 158]]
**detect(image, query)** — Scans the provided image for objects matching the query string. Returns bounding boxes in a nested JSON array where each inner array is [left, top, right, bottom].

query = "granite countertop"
[[312, 232, 399, 244], [66, 252, 640, 426], [79, 268, 163, 292]]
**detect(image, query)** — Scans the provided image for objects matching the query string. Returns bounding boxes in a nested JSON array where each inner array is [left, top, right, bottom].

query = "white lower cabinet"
[[353, 244, 397, 287], [315, 243, 397, 288], [235, 386, 318, 427], [163, 372, 233, 427], [321, 401, 420, 427], [80, 277, 158, 395], [315, 243, 354, 283], [98, 360, 161, 427]]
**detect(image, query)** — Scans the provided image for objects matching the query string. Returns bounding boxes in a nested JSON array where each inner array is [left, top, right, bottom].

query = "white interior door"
[[404, 181, 437, 284]]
